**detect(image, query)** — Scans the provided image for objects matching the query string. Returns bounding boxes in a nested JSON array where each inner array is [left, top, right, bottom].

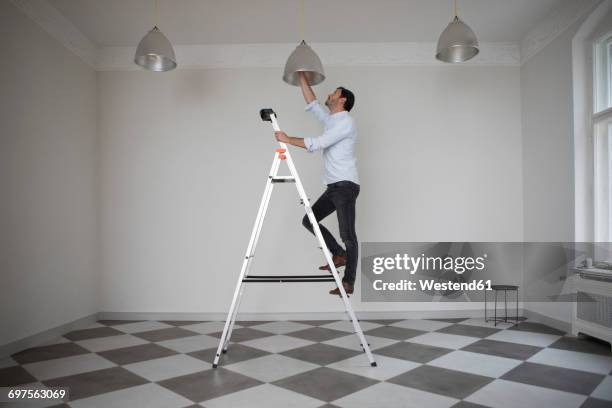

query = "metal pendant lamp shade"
[[283, 40, 325, 86], [134, 26, 177, 72], [436, 16, 479, 63]]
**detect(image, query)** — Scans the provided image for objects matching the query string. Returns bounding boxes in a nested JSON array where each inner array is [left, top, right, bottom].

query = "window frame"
[[594, 33, 612, 114], [593, 31, 612, 247]]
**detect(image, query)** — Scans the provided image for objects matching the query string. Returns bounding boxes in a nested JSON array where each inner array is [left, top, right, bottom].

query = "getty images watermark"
[[360, 242, 612, 302], [371, 252, 490, 292]]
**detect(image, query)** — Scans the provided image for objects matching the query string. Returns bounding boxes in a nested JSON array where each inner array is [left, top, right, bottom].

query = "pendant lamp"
[[436, 0, 479, 63], [135, 0, 176, 72], [283, 0, 325, 86]]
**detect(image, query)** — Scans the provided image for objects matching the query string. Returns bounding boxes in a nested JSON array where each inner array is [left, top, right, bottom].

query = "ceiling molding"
[[97, 42, 520, 71], [10, 0, 97, 67], [520, 0, 601, 63], [11, 0, 519, 70], [19, 0, 590, 71]]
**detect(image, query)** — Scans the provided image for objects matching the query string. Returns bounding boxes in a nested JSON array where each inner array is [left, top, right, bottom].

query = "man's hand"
[[275, 131, 290, 143], [298, 71, 308, 84], [298, 71, 316, 104], [274, 131, 307, 149]]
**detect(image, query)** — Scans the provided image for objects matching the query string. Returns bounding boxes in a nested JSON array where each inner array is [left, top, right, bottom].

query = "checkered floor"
[[2, 317, 612, 408]]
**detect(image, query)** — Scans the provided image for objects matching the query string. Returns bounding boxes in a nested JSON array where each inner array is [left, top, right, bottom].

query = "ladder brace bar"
[[243, 275, 335, 282]]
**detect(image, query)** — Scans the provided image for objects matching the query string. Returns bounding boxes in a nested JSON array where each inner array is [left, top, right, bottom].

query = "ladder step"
[[243, 275, 335, 282], [271, 177, 295, 183]]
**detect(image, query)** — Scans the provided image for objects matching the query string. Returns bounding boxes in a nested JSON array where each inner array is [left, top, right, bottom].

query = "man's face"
[[325, 88, 344, 109]]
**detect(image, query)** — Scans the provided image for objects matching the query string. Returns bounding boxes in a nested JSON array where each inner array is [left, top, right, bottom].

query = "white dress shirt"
[[303, 100, 360, 186]]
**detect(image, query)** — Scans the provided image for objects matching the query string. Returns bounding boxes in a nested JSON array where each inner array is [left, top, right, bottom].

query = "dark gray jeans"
[[302, 180, 360, 285]]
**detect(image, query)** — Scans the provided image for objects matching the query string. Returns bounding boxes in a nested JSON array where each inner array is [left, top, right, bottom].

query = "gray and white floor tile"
[[157, 334, 219, 354], [202, 383, 324, 408], [0, 317, 609, 407], [241, 334, 315, 353], [333, 381, 458, 408], [326, 354, 421, 381], [69, 383, 193, 408], [407, 332, 481, 350], [527, 347, 612, 375], [123, 354, 210, 382], [224, 354, 319, 383], [391, 318, 455, 332], [322, 333, 398, 352], [112, 321, 173, 334], [319, 320, 383, 333], [464, 379, 587, 408], [427, 350, 522, 378], [75, 334, 148, 353]]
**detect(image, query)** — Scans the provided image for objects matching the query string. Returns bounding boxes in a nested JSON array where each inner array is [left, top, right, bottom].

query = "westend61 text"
[[372, 279, 493, 291]]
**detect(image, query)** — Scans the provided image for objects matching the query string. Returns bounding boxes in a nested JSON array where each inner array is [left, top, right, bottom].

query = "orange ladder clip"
[[275, 148, 287, 160]]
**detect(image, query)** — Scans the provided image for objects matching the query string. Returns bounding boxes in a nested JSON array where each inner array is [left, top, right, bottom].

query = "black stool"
[[485, 285, 519, 326]]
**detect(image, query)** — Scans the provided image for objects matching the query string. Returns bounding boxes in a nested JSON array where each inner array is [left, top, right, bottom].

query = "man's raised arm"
[[299, 72, 330, 123], [298, 72, 316, 104]]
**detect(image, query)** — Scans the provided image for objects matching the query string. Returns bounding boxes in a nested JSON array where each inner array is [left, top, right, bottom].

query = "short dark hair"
[[337, 87, 355, 112]]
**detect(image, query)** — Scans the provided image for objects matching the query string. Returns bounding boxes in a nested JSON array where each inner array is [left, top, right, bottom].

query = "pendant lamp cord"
[[154, 0, 158, 27], [300, 0, 304, 41], [454, 0, 458, 17]]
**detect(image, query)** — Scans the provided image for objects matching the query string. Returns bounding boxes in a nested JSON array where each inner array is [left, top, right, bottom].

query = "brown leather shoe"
[[329, 281, 354, 296], [319, 255, 347, 271]]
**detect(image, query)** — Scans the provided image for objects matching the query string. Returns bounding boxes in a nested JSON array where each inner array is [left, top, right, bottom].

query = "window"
[[593, 34, 612, 249], [594, 35, 612, 113], [609, 40, 612, 107], [594, 118, 611, 242]]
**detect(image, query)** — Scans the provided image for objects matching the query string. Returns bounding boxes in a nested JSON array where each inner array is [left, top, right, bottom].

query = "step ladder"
[[212, 108, 376, 368]]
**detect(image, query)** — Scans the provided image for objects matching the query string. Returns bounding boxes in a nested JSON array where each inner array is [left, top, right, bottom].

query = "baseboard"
[[98, 307, 510, 322], [522, 308, 571, 333], [0, 313, 99, 358]]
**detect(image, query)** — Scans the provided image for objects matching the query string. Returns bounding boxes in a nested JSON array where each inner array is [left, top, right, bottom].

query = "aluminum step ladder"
[[212, 108, 376, 368]]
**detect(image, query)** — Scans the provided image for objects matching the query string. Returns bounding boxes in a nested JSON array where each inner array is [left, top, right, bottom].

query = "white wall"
[[98, 65, 522, 315], [0, 2, 98, 346], [520, 10, 598, 323], [521, 25, 583, 243]]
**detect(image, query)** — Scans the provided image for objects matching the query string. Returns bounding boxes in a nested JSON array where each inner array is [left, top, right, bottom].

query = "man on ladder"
[[212, 79, 376, 368], [274, 72, 360, 296]]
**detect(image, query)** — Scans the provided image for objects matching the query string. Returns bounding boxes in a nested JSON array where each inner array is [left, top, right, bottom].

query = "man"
[[274, 72, 360, 295]]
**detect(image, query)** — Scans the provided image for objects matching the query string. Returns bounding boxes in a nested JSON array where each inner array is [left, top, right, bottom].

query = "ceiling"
[[48, 0, 564, 47]]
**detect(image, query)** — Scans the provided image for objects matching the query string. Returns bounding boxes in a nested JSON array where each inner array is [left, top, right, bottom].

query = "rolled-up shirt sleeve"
[[305, 100, 331, 124], [304, 121, 350, 153]]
